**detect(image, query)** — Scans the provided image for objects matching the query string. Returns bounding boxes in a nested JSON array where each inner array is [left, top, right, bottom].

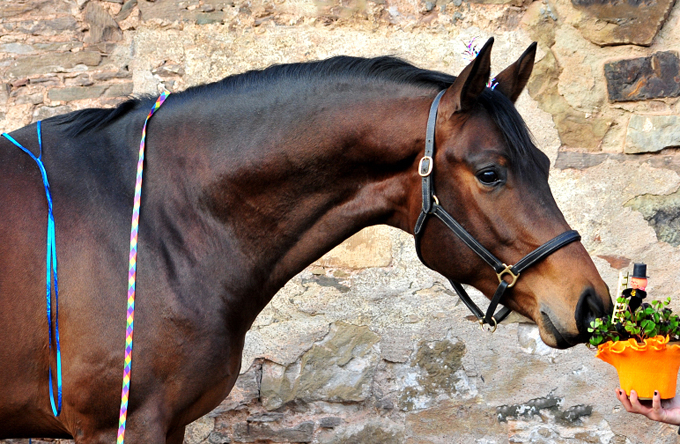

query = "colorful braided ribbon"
[[117, 91, 170, 444], [462, 38, 498, 90], [2, 122, 63, 418]]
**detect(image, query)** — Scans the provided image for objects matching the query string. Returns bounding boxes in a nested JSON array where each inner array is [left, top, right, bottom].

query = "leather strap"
[[414, 89, 445, 235], [512, 230, 580, 273], [432, 204, 506, 273], [413, 90, 581, 330]]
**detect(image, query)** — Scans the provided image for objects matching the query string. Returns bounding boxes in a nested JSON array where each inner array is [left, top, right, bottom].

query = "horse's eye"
[[477, 169, 501, 185]]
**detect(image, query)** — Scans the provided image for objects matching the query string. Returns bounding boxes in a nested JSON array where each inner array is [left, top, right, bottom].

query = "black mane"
[[50, 56, 454, 136], [188, 55, 456, 94], [49, 55, 541, 170]]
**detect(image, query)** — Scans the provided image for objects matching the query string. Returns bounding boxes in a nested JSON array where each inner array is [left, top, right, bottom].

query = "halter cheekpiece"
[[413, 90, 581, 332]]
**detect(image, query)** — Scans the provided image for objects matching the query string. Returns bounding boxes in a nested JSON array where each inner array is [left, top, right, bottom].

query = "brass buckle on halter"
[[497, 264, 520, 288], [419, 156, 433, 177], [479, 317, 498, 333]]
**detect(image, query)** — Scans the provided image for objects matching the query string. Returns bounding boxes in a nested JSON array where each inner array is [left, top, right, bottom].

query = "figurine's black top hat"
[[631, 263, 648, 278]]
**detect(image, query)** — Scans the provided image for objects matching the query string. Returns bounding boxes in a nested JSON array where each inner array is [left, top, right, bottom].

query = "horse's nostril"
[[575, 287, 606, 337]]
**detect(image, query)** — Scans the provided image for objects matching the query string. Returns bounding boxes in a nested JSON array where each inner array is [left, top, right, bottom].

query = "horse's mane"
[[50, 56, 453, 136], [49, 55, 541, 169]]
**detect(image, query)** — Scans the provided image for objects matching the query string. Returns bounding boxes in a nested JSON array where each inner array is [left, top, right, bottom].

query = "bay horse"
[[0, 38, 611, 442]]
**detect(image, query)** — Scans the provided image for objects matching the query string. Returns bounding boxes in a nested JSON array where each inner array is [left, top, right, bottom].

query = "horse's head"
[[412, 38, 611, 348]]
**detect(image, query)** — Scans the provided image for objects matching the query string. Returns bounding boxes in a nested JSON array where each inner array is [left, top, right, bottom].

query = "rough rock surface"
[[2, 1, 680, 443], [571, 0, 676, 46], [605, 51, 680, 103]]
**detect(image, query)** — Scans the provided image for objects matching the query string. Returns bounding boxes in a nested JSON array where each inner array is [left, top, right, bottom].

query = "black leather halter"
[[413, 90, 581, 332]]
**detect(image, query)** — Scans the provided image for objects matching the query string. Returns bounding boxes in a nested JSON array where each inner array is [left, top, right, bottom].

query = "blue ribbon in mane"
[[2, 121, 63, 417]]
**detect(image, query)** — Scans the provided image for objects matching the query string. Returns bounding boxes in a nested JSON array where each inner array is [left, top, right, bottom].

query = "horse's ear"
[[439, 37, 493, 118], [493, 42, 537, 103]]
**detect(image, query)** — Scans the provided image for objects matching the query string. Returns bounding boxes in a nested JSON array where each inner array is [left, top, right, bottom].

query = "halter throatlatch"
[[413, 90, 581, 332]]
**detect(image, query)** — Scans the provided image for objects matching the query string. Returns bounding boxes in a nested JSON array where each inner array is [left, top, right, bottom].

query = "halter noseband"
[[413, 90, 581, 332]]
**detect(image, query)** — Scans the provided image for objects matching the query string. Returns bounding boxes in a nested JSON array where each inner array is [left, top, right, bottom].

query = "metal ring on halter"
[[497, 264, 520, 288], [419, 156, 433, 177], [479, 317, 498, 333]]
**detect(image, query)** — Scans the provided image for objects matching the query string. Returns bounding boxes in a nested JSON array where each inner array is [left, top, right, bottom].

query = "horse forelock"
[[476, 88, 550, 180]]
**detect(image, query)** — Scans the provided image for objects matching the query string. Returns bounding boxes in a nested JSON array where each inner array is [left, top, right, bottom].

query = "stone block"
[[497, 395, 593, 426], [526, 48, 609, 149], [626, 188, 680, 246], [137, 0, 229, 23], [232, 421, 314, 443], [33, 42, 83, 53], [520, 1, 557, 47], [65, 74, 94, 87], [0, 43, 34, 55], [15, 92, 43, 105], [0, 2, 39, 18], [315, 226, 392, 269], [571, 0, 675, 46], [260, 322, 380, 409], [406, 400, 506, 440], [185, 415, 215, 444], [48, 86, 107, 102], [0, 84, 9, 105], [319, 417, 343, 428], [7, 52, 102, 79], [207, 431, 231, 444], [247, 412, 284, 423], [625, 115, 680, 154], [0, 0, 71, 17], [553, 109, 610, 150], [84, 2, 123, 43], [554, 151, 618, 171], [117, 0, 139, 22], [105, 83, 134, 98], [320, 421, 404, 444], [4, 16, 78, 36], [605, 52, 680, 102], [34, 105, 73, 121], [93, 69, 133, 81], [398, 338, 466, 411]]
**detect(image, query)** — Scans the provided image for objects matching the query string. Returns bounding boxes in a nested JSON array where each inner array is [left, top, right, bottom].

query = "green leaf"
[[641, 320, 656, 335]]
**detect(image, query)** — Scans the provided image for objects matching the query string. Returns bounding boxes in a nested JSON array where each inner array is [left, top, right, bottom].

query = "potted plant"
[[589, 264, 680, 400]]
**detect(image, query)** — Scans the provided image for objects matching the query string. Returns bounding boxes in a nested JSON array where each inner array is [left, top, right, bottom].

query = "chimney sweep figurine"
[[622, 263, 648, 312]]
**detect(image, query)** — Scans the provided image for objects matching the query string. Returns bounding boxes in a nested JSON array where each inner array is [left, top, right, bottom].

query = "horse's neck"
[[164, 87, 431, 318]]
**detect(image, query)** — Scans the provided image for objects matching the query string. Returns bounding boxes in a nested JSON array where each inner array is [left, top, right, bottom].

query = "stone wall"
[[2, 0, 680, 443]]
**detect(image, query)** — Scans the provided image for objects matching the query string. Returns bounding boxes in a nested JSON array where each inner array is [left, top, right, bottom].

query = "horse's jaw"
[[538, 310, 578, 349]]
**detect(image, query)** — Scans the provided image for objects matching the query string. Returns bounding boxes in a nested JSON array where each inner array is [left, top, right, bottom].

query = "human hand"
[[616, 388, 680, 426]]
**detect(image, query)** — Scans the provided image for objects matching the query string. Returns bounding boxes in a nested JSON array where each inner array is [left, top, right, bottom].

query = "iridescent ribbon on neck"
[[117, 90, 169, 444], [2, 121, 63, 417]]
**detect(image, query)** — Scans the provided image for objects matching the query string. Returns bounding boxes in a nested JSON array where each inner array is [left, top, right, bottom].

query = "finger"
[[653, 391, 662, 412], [616, 388, 635, 412], [629, 390, 653, 415]]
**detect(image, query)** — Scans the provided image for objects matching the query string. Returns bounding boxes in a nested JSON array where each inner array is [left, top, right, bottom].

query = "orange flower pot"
[[596, 336, 680, 399]]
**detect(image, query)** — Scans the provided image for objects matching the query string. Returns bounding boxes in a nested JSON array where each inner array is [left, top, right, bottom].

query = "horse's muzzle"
[[575, 286, 612, 339], [540, 286, 612, 348]]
